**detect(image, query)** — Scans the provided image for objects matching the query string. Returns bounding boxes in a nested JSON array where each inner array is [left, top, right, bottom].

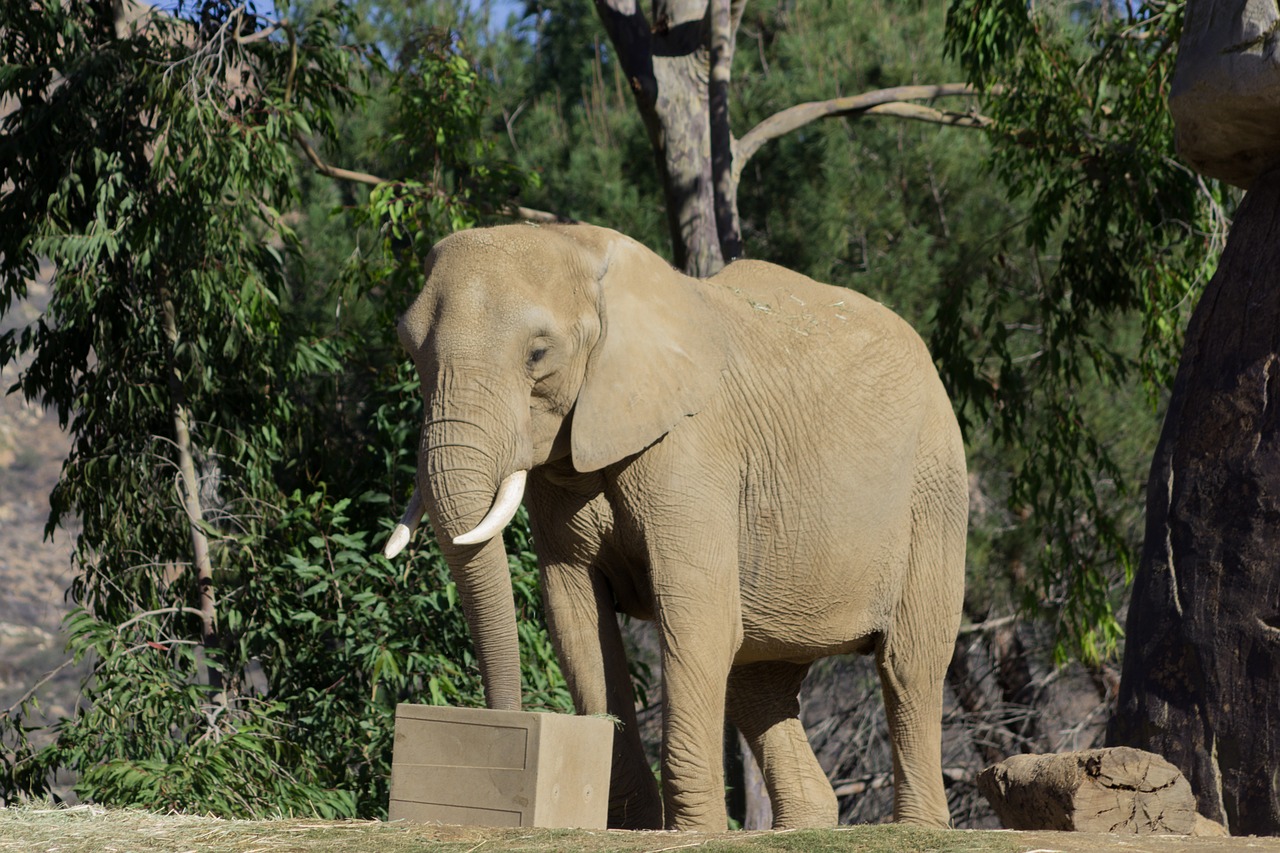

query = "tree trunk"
[[1110, 168, 1280, 836], [1167, 0, 1280, 189], [157, 285, 223, 704], [596, 0, 737, 276], [725, 727, 773, 829], [594, 0, 971, 277], [708, 0, 741, 265], [643, 2, 722, 276], [739, 731, 773, 829]]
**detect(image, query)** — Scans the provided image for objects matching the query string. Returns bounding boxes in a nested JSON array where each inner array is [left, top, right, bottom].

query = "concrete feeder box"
[[388, 704, 615, 828]]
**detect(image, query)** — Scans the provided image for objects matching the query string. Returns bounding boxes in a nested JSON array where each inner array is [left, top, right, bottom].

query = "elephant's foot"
[[891, 789, 952, 829], [893, 811, 951, 829], [665, 812, 728, 833], [662, 789, 729, 832], [771, 805, 838, 830], [768, 757, 838, 829]]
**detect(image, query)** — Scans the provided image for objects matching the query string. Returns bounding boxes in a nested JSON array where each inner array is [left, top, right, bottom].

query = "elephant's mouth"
[[382, 470, 528, 558]]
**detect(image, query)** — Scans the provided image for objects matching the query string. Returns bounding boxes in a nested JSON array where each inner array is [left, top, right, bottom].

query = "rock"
[[1169, 0, 1280, 187], [1192, 813, 1230, 837], [977, 747, 1201, 834]]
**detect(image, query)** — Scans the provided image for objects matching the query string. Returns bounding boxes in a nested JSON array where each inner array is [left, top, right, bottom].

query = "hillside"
[[0, 274, 84, 739]]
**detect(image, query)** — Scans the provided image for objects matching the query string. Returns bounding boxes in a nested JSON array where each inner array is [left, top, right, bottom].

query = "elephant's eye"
[[527, 347, 548, 369]]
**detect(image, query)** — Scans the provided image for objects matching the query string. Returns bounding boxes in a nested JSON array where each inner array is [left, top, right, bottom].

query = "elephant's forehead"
[[427, 233, 585, 306]]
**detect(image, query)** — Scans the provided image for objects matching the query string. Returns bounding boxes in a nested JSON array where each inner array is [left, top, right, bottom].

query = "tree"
[[0, 0, 566, 816], [1113, 173, 1280, 835], [593, 0, 985, 277], [1109, 0, 1280, 834]]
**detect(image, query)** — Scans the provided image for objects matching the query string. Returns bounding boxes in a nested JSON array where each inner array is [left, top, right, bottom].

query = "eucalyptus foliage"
[[942, 0, 1234, 661], [0, 0, 566, 817]]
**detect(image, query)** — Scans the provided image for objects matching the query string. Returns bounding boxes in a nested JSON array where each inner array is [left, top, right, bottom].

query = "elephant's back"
[[705, 260, 928, 367], [704, 259, 940, 414]]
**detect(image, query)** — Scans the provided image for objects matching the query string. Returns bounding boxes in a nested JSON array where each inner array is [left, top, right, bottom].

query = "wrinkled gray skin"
[[383, 223, 967, 832]]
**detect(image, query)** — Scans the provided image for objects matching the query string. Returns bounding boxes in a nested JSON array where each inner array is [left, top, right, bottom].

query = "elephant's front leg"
[[540, 561, 662, 829], [652, 552, 742, 832], [528, 478, 662, 828], [621, 470, 742, 835]]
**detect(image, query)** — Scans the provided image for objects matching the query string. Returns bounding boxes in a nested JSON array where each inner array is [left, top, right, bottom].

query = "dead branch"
[[295, 133, 388, 187], [834, 768, 970, 797], [502, 203, 571, 223], [3, 658, 81, 717], [734, 83, 990, 181], [294, 136, 565, 223], [862, 102, 992, 129], [958, 614, 1019, 635], [116, 606, 209, 633]]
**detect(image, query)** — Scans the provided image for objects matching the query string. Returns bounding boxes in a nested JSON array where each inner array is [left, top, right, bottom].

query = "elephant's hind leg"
[[726, 661, 838, 829], [876, 441, 966, 828]]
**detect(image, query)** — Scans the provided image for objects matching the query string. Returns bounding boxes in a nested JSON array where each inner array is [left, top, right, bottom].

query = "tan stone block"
[[388, 704, 613, 829]]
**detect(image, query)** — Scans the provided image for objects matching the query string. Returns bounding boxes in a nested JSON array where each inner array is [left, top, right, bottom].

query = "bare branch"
[[3, 658, 80, 717], [833, 768, 970, 797], [862, 102, 992, 129], [281, 16, 298, 104], [958, 614, 1019, 635], [295, 133, 388, 187], [735, 83, 988, 179], [116, 606, 209, 633], [157, 286, 225, 708], [501, 203, 573, 224], [295, 134, 566, 223], [234, 21, 284, 45]]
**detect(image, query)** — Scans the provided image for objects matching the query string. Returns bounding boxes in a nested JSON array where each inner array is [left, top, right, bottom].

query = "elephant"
[[379, 222, 967, 832]]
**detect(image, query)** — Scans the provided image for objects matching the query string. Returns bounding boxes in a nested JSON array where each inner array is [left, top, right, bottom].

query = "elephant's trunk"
[[443, 534, 522, 711], [415, 375, 528, 711]]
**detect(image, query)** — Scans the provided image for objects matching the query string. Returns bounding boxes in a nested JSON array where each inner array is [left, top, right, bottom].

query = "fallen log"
[[977, 747, 1216, 835]]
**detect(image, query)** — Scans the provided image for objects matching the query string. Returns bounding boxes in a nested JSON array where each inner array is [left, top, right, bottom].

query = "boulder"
[[976, 747, 1220, 835]]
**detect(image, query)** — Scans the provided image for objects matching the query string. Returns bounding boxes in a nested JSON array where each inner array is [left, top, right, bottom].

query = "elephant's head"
[[380, 223, 725, 710]]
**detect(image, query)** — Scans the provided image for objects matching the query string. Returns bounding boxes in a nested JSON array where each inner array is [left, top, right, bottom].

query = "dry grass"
[[3, 806, 1279, 853], [0, 805, 1001, 852]]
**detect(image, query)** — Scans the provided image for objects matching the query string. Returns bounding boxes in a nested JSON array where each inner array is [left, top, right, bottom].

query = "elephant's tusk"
[[452, 470, 528, 546], [382, 488, 426, 559]]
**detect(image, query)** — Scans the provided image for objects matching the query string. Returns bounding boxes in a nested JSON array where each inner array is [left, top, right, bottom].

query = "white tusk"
[[382, 488, 426, 559], [452, 470, 528, 546]]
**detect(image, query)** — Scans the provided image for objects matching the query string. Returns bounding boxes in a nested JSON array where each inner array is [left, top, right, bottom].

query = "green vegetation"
[[944, 0, 1232, 661]]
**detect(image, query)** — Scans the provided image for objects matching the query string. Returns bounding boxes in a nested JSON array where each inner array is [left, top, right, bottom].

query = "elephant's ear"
[[568, 230, 728, 473]]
